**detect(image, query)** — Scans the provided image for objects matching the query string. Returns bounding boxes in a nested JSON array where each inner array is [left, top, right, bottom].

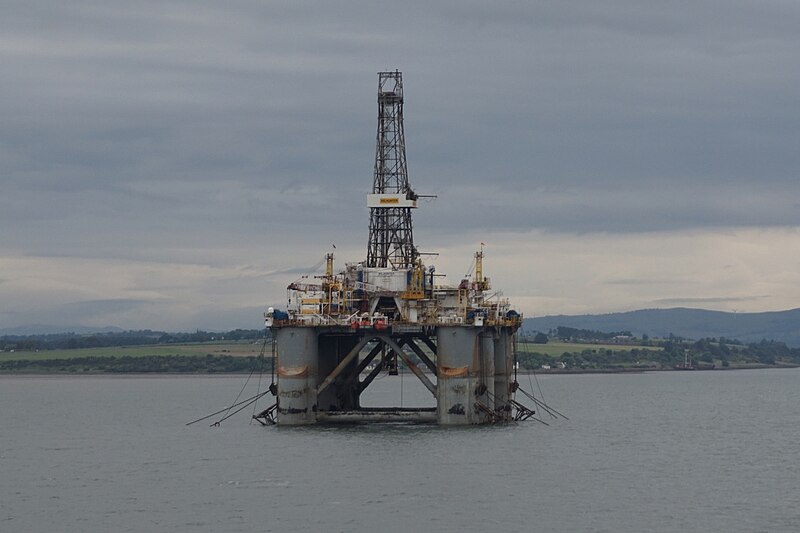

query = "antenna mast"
[[366, 70, 418, 269]]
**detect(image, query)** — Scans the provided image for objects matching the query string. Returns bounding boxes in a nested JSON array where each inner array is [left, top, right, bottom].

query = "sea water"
[[2, 369, 799, 532]]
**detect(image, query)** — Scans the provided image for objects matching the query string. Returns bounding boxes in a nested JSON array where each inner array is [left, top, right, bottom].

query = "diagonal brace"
[[403, 336, 437, 375], [419, 335, 438, 355], [379, 336, 437, 397], [317, 335, 374, 396], [359, 354, 386, 393], [355, 342, 384, 375]]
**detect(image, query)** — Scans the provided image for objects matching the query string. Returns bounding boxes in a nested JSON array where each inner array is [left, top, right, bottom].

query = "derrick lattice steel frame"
[[366, 71, 418, 269]]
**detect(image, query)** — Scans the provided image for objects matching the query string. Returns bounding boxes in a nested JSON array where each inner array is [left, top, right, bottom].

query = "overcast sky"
[[2, 1, 799, 331]]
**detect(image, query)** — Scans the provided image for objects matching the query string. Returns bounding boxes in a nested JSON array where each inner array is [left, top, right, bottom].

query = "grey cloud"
[[188, 305, 267, 331], [60, 298, 154, 314], [1, 298, 154, 329], [604, 278, 684, 287], [2, 1, 800, 329]]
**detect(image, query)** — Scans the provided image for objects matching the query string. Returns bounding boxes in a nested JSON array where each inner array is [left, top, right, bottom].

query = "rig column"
[[437, 326, 497, 424], [493, 329, 513, 419], [275, 328, 319, 425], [478, 330, 496, 416]]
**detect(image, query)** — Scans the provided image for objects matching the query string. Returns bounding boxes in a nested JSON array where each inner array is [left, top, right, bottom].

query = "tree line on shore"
[[0, 354, 273, 374], [519, 332, 800, 370], [1, 329, 268, 352]]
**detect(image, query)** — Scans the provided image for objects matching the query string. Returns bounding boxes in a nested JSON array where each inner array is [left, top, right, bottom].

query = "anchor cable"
[[251, 331, 270, 423], [185, 390, 271, 426], [187, 333, 273, 427], [212, 393, 270, 426]]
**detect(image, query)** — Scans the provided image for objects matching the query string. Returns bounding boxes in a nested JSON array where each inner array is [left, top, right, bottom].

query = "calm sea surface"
[[2, 369, 799, 532]]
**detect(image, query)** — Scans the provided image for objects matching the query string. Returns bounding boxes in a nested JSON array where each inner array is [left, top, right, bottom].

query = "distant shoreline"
[[1, 362, 798, 376], [522, 362, 800, 375]]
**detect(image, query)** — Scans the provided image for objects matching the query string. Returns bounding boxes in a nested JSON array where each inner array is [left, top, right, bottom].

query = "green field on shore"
[[517, 341, 660, 357], [0, 341, 265, 361], [2, 340, 654, 360], [2, 340, 652, 362]]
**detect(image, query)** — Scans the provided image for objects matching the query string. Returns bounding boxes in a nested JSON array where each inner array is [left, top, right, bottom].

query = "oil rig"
[[260, 71, 529, 426]]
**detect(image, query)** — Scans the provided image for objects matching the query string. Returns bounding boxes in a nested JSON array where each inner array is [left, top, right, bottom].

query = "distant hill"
[[524, 308, 800, 347]]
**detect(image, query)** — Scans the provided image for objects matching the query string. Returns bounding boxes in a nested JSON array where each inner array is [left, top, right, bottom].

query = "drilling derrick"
[[366, 71, 418, 269]]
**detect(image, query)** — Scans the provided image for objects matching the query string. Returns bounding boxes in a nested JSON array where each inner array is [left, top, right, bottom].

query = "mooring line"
[[251, 334, 270, 423], [185, 390, 270, 426], [518, 387, 569, 420], [211, 393, 268, 426]]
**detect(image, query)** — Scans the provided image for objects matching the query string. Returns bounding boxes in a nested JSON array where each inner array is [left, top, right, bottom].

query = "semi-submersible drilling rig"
[[261, 72, 530, 426]]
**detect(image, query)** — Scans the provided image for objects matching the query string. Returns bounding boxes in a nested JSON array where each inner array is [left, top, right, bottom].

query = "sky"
[[2, 1, 799, 331]]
